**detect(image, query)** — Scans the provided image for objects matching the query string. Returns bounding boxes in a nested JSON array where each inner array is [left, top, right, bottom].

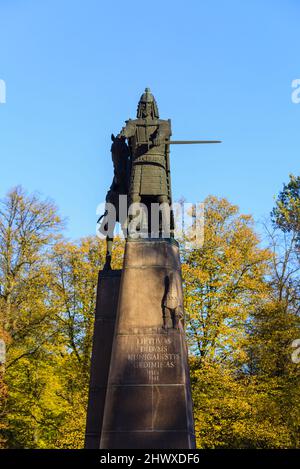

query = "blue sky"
[[0, 0, 299, 239]]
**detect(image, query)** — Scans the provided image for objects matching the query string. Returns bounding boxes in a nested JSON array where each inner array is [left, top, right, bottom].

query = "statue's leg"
[[158, 195, 171, 238], [162, 306, 176, 329], [170, 207, 175, 238], [170, 309, 176, 329], [162, 305, 167, 329], [103, 236, 113, 270], [130, 193, 141, 205], [172, 306, 184, 329], [128, 193, 142, 237]]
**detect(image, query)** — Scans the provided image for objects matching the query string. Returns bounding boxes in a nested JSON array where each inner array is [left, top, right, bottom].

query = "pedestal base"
[[84, 270, 122, 449], [100, 239, 195, 449]]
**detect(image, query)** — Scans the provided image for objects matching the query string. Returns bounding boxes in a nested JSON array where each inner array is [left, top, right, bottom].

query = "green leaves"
[[272, 174, 300, 240]]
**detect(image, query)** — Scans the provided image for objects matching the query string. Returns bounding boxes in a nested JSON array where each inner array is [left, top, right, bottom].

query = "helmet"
[[136, 87, 159, 118]]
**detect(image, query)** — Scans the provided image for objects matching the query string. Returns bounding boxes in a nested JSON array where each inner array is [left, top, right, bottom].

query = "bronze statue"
[[117, 87, 172, 209], [98, 88, 221, 269], [162, 272, 184, 329]]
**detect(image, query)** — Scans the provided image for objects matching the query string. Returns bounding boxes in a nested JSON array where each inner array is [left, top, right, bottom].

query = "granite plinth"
[[84, 269, 122, 449], [100, 239, 195, 449]]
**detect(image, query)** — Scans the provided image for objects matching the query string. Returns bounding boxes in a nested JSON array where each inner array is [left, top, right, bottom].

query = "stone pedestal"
[[84, 270, 122, 449], [100, 239, 195, 449]]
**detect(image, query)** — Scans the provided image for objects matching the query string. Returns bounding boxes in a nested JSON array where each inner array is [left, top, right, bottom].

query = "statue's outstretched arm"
[[117, 120, 135, 139]]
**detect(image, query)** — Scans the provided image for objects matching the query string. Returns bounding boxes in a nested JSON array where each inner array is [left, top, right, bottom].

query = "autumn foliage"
[[0, 182, 299, 448]]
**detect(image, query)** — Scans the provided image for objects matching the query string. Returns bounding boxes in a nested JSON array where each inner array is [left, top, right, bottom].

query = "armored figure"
[[162, 272, 184, 329], [98, 88, 221, 268], [117, 88, 172, 210]]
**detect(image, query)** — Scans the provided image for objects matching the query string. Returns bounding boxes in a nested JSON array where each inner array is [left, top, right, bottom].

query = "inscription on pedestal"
[[127, 334, 180, 383]]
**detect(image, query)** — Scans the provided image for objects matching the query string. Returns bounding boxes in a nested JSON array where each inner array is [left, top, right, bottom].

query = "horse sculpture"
[[97, 134, 130, 269]]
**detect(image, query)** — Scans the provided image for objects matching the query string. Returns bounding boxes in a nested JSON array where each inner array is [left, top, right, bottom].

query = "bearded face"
[[139, 102, 153, 118], [136, 90, 159, 118]]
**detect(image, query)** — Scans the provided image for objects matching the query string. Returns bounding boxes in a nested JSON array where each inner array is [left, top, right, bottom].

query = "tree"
[[0, 186, 126, 448], [271, 174, 300, 243], [182, 196, 300, 448], [48, 236, 124, 448], [0, 186, 63, 447], [182, 196, 272, 447], [2, 186, 299, 448], [243, 181, 300, 448], [0, 326, 8, 448], [244, 222, 300, 448], [182, 196, 270, 362]]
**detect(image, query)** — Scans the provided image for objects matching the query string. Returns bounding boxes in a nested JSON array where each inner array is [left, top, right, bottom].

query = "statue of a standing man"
[[117, 88, 173, 234], [99, 88, 175, 269]]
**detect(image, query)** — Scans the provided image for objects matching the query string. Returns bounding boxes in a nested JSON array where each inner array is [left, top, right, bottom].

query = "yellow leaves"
[[182, 196, 271, 359], [183, 195, 300, 448], [1, 187, 299, 448], [190, 358, 296, 449]]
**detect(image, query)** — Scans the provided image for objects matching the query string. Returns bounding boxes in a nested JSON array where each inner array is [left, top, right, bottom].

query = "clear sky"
[[0, 0, 299, 239]]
